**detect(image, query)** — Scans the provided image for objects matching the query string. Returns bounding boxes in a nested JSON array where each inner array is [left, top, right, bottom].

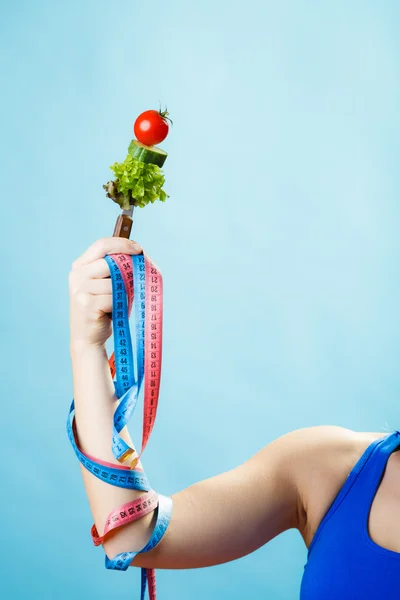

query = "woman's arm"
[[69, 236, 320, 571], [70, 340, 302, 570]]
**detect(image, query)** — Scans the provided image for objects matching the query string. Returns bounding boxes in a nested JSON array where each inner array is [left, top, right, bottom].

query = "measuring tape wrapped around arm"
[[66, 249, 172, 599], [67, 108, 173, 599]]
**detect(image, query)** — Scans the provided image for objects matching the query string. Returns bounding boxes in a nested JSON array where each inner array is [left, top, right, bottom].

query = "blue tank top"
[[300, 430, 400, 599]]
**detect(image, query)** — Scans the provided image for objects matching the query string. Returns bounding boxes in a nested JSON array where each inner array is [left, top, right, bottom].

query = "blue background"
[[1, 1, 399, 598]]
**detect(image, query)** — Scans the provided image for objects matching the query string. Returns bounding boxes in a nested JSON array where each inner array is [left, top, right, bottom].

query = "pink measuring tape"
[[108, 251, 163, 465]]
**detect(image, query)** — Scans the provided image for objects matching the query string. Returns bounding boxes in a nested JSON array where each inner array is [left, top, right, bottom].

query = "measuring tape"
[[67, 251, 172, 600]]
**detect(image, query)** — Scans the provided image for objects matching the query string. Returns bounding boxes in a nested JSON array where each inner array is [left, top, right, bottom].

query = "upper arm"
[[103, 425, 361, 570], [103, 429, 303, 570]]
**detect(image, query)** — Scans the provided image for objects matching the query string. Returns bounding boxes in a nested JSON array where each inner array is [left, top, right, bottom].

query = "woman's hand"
[[69, 237, 142, 348]]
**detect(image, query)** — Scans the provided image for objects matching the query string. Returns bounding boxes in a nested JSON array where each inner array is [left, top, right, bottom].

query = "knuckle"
[[95, 238, 106, 252], [76, 291, 92, 309], [69, 271, 84, 296]]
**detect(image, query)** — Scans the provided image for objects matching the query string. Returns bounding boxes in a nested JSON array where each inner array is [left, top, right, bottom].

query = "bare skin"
[[69, 236, 400, 572]]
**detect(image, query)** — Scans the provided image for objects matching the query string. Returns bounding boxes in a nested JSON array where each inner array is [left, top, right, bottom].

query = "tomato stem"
[[158, 101, 173, 126]]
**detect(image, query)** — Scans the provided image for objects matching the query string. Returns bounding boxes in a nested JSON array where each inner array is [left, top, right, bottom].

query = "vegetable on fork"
[[104, 105, 171, 217]]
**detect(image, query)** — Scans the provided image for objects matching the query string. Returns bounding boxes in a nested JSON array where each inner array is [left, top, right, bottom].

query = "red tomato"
[[134, 108, 172, 146]]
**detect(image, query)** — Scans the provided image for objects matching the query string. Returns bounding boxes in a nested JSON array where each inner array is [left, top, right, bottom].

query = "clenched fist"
[[69, 237, 142, 348]]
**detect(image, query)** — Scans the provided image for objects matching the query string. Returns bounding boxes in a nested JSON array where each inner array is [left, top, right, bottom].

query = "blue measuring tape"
[[67, 253, 172, 600]]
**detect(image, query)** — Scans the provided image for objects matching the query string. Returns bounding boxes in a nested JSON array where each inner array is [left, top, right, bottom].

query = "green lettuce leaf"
[[104, 154, 169, 210]]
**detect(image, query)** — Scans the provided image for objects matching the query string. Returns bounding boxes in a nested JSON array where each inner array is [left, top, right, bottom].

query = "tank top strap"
[[341, 430, 400, 515]]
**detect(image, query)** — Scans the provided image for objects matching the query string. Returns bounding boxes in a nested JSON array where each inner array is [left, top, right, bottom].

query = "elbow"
[[101, 539, 165, 571], [100, 511, 160, 569]]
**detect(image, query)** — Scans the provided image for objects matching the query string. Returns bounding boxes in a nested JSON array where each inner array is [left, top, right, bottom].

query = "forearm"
[[68, 343, 300, 573], [70, 341, 157, 559]]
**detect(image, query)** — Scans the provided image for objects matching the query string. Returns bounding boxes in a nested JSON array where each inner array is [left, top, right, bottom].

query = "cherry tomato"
[[134, 107, 172, 146]]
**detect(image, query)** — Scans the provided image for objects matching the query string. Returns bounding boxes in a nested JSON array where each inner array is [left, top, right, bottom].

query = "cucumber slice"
[[128, 139, 168, 168]]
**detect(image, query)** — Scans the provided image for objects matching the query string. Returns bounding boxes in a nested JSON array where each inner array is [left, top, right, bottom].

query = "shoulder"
[[267, 425, 389, 545], [276, 425, 387, 546]]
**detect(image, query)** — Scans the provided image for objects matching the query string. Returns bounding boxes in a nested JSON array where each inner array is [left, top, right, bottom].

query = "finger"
[[73, 292, 113, 315], [83, 278, 113, 295], [72, 237, 142, 270], [91, 294, 113, 316], [82, 258, 112, 280], [82, 255, 136, 280]]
